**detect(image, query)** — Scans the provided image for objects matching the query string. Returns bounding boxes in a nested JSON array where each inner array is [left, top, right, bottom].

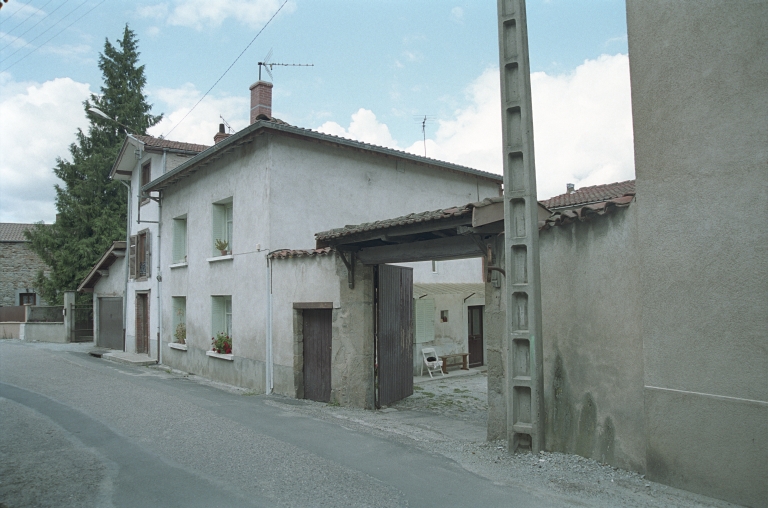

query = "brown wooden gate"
[[303, 309, 332, 402], [136, 293, 149, 354], [98, 297, 123, 350], [376, 264, 413, 407], [468, 305, 484, 367]]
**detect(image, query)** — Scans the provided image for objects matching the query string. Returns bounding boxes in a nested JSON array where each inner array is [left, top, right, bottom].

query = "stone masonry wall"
[[0, 242, 49, 306]]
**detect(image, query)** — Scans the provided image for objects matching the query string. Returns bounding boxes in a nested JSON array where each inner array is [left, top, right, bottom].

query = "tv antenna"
[[414, 115, 436, 157], [220, 115, 233, 133], [258, 48, 313, 81]]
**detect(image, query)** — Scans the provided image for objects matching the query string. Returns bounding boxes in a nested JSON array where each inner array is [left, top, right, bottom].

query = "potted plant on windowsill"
[[211, 332, 232, 355], [174, 322, 186, 345], [214, 239, 229, 256]]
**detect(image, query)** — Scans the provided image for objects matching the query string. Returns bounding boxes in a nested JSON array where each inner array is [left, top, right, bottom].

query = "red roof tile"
[[540, 180, 635, 209], [269, 247, 333, 259], [133, 135, 210, 153]]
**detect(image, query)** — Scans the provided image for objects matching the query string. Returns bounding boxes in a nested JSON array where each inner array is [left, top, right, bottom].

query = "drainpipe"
[[119, 180, 131, 352], [157, 151, 167, 364], [266, 254, 273, 394]]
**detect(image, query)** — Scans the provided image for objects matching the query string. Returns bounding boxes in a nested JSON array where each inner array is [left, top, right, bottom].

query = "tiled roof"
[[145, 120, 503, 193], [133, 135, 210, 153], [0, 223, 44, 242], [540, 180, 635, 209], [268, 247, 333, 259], [540, 194, 634, 231], [315, 197, 502, 242]]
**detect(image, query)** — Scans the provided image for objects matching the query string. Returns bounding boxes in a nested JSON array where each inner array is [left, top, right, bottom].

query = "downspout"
[[157, 149, 167, 364], [119, 180, 131, 352], [266, 255, 273, 394]]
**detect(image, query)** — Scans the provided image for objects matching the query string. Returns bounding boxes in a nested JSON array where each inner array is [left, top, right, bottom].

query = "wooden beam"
[[472, 201, 504, 227], [293, 302, 333, 309], [357, 235, 484, 264], [323, 215, 470, 247]]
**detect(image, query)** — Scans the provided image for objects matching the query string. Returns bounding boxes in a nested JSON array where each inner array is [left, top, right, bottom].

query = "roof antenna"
[[220, 115, 233, 134], [414, 115, 436, 157], [258, 48, 313, 82]]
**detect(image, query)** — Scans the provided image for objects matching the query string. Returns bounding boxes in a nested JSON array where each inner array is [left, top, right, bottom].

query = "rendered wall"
[[539, 206, 644, 472], [627, 2, 768, 506]]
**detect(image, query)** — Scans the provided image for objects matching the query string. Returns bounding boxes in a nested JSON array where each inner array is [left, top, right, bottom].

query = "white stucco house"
[[103, 79, 502, 405]]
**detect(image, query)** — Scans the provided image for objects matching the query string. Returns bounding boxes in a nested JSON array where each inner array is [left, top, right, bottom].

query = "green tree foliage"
[[26, 25, 161, 304]]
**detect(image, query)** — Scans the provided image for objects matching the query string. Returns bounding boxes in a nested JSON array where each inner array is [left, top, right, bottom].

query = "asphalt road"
[[0, 340, 567, 508]]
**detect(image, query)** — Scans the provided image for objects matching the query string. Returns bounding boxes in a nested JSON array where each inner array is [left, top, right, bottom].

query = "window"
[[172, 216, 187, 264], [129, 230, 151, 279], [414, 298, 435, 343], [211, 295, 232, 337], [440, 310, 449, 323], [140, 161, 151, 205], [172, 297, 186, 344], [19, 293, 36, 305], [212, 199, 233, 256]]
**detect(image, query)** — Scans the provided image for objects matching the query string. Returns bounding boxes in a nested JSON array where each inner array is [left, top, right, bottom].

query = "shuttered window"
[[211, 295, 232, 337], [172, 216, 187, 263], [136, 231, 151, 278], [212, 199, 233, 256], [172, 297, 186, 343], [414, 298, 435, 343], [129, 235, 137, 279]]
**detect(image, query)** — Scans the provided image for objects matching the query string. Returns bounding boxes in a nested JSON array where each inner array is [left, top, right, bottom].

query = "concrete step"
[[101, 352, 156, 366]]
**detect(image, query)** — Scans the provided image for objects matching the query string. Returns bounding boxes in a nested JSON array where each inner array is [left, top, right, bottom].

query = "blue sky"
[[0, 0, 634, 223]]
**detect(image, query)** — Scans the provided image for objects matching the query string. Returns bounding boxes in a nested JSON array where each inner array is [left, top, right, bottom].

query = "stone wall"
[[0, 242, 48, 306]]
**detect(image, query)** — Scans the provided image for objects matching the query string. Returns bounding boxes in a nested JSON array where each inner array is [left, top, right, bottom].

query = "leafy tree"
[[26, 25, 161, 304]]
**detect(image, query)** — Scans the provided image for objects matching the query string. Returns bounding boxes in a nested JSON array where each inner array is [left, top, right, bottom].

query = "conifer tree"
[[26, 25, 161, 304]]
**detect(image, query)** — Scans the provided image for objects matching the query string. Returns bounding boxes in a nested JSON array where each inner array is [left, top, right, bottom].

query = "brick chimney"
[[566, 183, 575, 194], [249, 80, 273, 123], [214, 123, 231, 144]]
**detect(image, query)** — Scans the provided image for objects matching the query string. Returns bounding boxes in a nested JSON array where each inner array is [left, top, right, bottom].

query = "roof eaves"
[[77, 241, 127, 291]]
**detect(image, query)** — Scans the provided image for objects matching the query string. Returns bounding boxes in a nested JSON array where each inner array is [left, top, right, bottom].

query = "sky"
[[0, 0, 634, 224]]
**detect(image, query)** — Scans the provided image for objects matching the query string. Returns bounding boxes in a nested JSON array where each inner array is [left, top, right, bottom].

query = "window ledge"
[[207, 255, 234, 263], [168, 343, 187, 351], [169, 262, 188, 269], [206, 350, 233, 361]]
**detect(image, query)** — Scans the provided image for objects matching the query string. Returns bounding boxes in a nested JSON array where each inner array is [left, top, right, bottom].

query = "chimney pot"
[[566, 183, 575, 194], [250, 80, 273, 124], [214, 123, 231, 144]]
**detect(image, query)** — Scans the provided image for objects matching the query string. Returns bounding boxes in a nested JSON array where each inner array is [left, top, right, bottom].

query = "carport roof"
[[78, 241, 126, 292]]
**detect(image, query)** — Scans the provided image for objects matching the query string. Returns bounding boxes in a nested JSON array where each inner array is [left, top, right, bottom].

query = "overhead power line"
[[164, 0, 289, 139], [0, 0, 57, 43]]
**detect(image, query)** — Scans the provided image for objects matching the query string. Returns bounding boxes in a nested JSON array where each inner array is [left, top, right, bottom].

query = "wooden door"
[[376, 264, 413, 407], [136, 293, 149, 354], [468, 305, 484, 367], [99, 297, 123, 350], [303, 309, 332, 402]]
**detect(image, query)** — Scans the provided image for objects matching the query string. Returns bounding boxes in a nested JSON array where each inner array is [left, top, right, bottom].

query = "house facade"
[[108, 135, 209, 358], [135, 80, 502, 397]]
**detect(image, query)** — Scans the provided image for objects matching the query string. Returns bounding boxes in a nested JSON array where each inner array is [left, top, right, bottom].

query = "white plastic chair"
[[421, 347, 445, 378]]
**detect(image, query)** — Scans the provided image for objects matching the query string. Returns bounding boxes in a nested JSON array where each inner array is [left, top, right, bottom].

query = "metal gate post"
[[496, 0, 545, 453]]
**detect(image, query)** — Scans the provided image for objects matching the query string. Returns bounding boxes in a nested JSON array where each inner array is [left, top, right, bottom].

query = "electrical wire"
[[163, 0, 288, 139], [0, 0, 67, 47], [1, 0, 105, 72], [1, 0, 85, 58], [0, 0, 57, 42]]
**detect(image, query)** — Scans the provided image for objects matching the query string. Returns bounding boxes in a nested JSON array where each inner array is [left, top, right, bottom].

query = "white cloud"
[[0, 74, 91, 223], [451, 7, 464, 23], [314, 54, 634, 201], [529, 53, 635, 198], [147, 84, 249, 145], [141, 0, 296, 30], [317, 108, 399, 149]]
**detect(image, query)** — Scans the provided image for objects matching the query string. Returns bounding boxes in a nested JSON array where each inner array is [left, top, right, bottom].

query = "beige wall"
[[627, 1, 768, 506]]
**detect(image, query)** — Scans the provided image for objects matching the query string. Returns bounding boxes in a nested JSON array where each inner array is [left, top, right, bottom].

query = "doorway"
[[99, 297, 123, 350], [303, 308, 332, 402], [376, 264, 413, 407], [136, 293, 149, 354], [468, 305, 484, 367]]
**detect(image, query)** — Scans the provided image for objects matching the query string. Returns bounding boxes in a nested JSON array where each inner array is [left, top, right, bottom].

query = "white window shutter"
[[226, 203, 233, 251], [212, 205, 224, 255], [211, 296, 224, 337], [415, 298, 435, 343], [173, 219, 186, 263]]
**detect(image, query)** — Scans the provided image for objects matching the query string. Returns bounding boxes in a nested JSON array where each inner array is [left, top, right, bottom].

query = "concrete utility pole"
[[496, 0, 545, 453]]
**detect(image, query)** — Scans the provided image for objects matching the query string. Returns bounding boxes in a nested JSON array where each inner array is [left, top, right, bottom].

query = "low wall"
[[20, 322, 66, 343], [0, 306, 25, 322], [0, 323, 20, 339], [27, 306, 64, 322]]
